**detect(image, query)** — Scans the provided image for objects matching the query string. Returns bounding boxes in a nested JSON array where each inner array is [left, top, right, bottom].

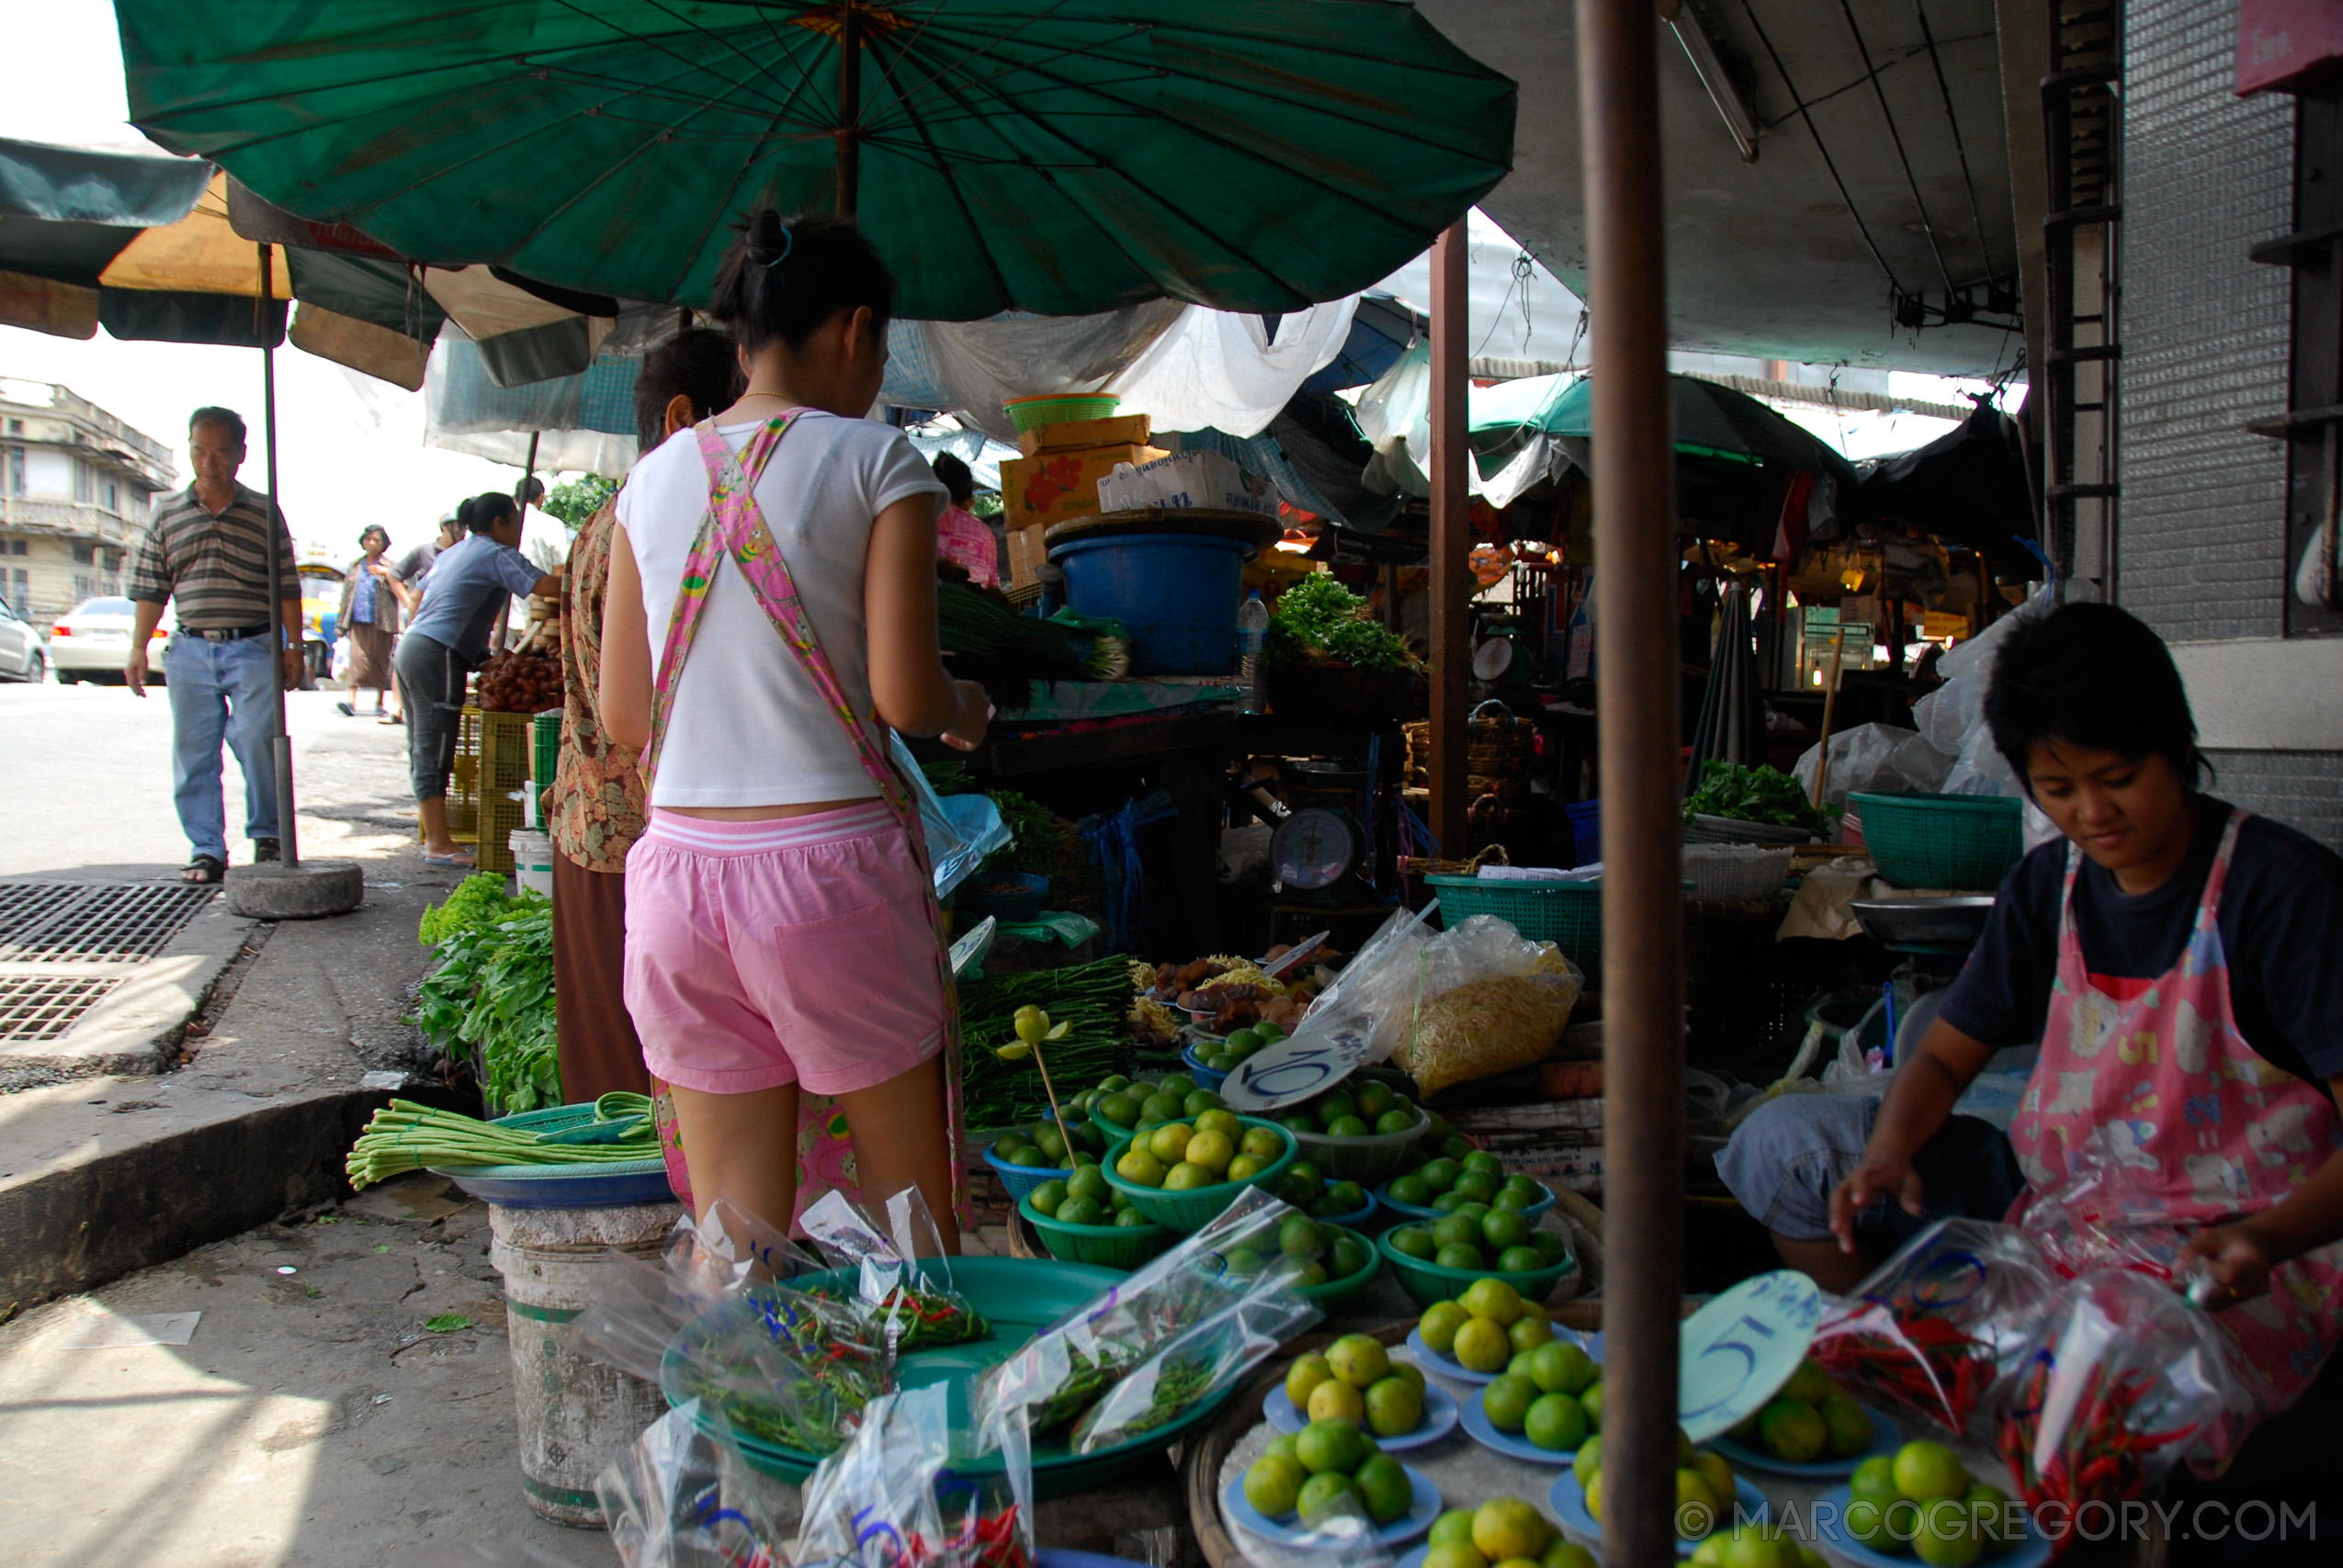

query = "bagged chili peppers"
[[1070, 1285, 1319, 1453], [601, 1396, 803, 1568], [1810, 1218, 2063, 1440], [1995, 1269, 2260, 1536], [799, 1383, 1036, 1568], [800, 1188, 989, 1362]]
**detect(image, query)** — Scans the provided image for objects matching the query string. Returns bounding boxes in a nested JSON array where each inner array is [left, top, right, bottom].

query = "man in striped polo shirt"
[[128, 408, 302, 885]]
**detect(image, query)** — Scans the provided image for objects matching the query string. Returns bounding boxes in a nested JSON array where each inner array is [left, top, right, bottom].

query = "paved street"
[[0, 679, 424, 882]]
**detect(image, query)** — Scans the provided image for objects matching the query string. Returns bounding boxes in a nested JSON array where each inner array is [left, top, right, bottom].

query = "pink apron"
[[2006, 811, 2343, 1429], [639, 412, 969, 1236]]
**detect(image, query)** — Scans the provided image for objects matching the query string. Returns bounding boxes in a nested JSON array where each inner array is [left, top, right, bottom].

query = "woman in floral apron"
[[595, 210, 991, 1247], [1720, 603, 2343, 1449]]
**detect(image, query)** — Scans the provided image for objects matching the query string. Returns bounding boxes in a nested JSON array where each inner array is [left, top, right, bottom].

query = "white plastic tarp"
[[1104, 296, 1356, 439], [1353, 342, 1578, 508]]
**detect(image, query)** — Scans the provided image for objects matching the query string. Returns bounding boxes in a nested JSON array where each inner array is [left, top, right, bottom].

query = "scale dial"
[[1271, 807, 1356, 891]]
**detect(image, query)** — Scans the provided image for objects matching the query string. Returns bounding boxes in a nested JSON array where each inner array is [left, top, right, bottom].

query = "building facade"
[[0, 380, 175, 630]]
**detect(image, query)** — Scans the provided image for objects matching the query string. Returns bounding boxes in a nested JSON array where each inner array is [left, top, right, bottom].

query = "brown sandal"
[[181, 854, 225, 885]]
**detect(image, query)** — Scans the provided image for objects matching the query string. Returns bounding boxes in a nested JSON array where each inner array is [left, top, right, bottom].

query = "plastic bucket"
[[489, 1201, 683, 1525], [1048, 532, 1250, 676], [1565, 799, 1602, 867], [509, 829, 555, 898]]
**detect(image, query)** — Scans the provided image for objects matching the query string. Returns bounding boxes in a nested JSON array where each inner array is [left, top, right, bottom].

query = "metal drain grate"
[[0, 883, 218, 963], [0, 975, 121, 1042]]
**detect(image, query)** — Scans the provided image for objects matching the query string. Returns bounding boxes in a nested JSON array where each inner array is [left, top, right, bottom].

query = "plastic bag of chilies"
[[1809, 1218, 2063, 1442], [599, 1396, 804, 1568], [797, 1187, 990, 1363], [977, 1187, 1322, 1442], [798, 1382, 1036, 1568]]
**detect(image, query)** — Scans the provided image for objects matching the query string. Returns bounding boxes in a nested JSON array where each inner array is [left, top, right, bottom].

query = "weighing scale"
[[1271, 807, 1362, 896]]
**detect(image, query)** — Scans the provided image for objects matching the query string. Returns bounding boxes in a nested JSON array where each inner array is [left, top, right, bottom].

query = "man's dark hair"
[[710, 210, 897, 357], [189, 406, 247, 447], [633, 328, 744, 450], [1986, 601, 2200, 789], [516, 476, 546, 505], [463, 492, 519, 535], [932, 452, 976, 507]]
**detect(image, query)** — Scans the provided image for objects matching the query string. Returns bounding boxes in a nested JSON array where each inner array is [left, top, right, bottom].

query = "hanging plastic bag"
[[569, 1201, 827, 1387], [1809, 1218, 2064, 1440], [892, 732, 1008, 901], [798, 1187, 989, 1359], [600, 1399, 803, 1568], [1307, 910, 1581, 1094], [1070, 1285, 1319, 1453], [799, 1383, 1036, 1568], [1792, 721, 1952, 811], [1994, 1269, 2262, 1524]]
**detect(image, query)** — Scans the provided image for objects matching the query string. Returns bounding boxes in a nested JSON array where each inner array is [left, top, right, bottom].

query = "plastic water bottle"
[[1236, 591, 1270, 714]]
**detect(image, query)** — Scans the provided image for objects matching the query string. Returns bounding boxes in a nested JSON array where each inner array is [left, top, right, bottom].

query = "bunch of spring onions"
[[345, 1095, 657, 1189]]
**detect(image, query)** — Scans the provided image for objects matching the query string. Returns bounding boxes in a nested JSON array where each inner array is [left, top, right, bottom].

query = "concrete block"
[[225, 861, 365, 920]]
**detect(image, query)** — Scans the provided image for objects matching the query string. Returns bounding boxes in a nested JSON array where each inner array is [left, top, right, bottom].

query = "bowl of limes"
[[981, 1110, 1106, 1201], [1018, 1162, 1175, 1270], [1377, 1208, 1577, 1308], [1185, 1019, 1289, 1081], [1102, 1111, 1297, 1233], [1222, 1214, 1385, 1309], [1271, 1077, 1435, 1185], [1379, 1149, 1558, 1224]]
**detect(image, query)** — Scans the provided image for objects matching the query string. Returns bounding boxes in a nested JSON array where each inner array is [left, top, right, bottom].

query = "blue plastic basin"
[[1048, 532, 1251, 676]]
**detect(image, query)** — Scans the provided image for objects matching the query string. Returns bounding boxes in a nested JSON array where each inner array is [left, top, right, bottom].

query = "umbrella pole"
[[259, 243, 299, 869], [1427, 221, 1470, 852], [835, 13, 862, 217], [1580, 1, 1682, 1563], [518, 430, 540, 524]]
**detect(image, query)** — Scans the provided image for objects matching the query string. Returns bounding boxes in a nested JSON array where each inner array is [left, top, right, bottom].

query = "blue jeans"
[[164, 635, 279, 861], [1714, 1092, 2024, 1250]]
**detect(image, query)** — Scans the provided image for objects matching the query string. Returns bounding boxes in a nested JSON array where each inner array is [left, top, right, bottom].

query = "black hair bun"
[[745, 209, 792, 268]]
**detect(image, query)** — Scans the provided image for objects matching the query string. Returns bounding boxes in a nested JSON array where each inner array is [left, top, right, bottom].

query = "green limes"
[[1783, 1356, 1836, 1406], [1573, 1434, 1602, 1488], [1327, 1115, 1371, 1137], [1365, 1374, 1424, 1437], [1451, 1317, 1511, 1373], [1285, 1352, 1334, 1412], [1225, 1246, 1265, 1275], [1439, 1134, 1474, 1160], [1524, 1392, 1589, 1452], [1461, 1151, 1503, 1177], [1913, 1497, 1981, 1567], [1491, 1187, 1534, 1212], [1065, 1164, 1109, 1203], [1482, 1372, 1534, 1432], [1498, 1246, 1546, 1273], [1432, 1213, 1481, 1252], [1327, 1333, 1390, 1388], [1008, 1147, 1048, 1168], [1532, 1229, 1570, 1263], [1435, 1242, 1485, 1269], [1280, 1112, 1319, 1135], [1183, 1089, 1222, 1118], [1388, 1174, 1432, 1207], [1254, 1020, 1286, 1042], [1325, 1179, 1366, 1212], [1530, 1340, 1598, 1396], [1893, 1439, 1968, 1504], [1139, 1091, 1184, 1122], [1092, 1091, 1138, 1129], [1429, 1509, 1477, 1551], [1758, 1399, 1827, 1463], [1244, 1453, 1304, 1517], [1295, 1416, 1369, 1476], [1432, 1190, 1466, 1213], [1459, 1277, 1523, 1325], [990, 1134, 1031, 1161], [1114, 1145, 1165, 1186], [1354, 1453, 1413, 1526], [1375, 1109, 1418, 1134], [1580, 1382, 1603, 1431], [1162, 1161, 1213, 1190], [1028, 1178, 1068, 1216], [1353, 1080, 1395, 1121], [1480, 1208, 1531, 1252], [1820, 1394, 1873, 1457], [1296, 1472, 1362, 1529], [1113, 1206, 1154, 1228], [1239, 1125, 1285, 1158], [1454, 1168, 1500, 1203], [1507, 1314, 1553, 1354], [1030, 1123, 1069, 1162], [1390, 1225, 1436, 1260], [1316, 1089, 1358, 1128], [1330, 1233, 1369, 1278], [1419, 1300, 1470, 1353], [1280, 1214, 1325, 1259], [1419, 1157, 1460, 1193], [1158, 1073, 1195, 1100], [1225, 1027, 1261, 1056], [1279, 1164, 1324, 1207], [1057, 1193, 1104, 1225]]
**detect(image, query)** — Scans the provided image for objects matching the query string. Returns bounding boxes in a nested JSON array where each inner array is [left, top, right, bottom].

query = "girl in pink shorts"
[[598, 211, 991, 1246]]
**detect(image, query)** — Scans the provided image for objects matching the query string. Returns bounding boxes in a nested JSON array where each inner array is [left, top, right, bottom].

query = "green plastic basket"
[[1374, 1226, 1579, 1309], [1002, 392, 1121, 434], [1103, 1116, 1297, 1233], [1289, 1104, 1433, 1185], [1424, 874, 1603, 982], [1017, 1193, 1176, 1269], [532, 710, 560, 787], [1298, 1224, 1386, 1311], [1850, 792, 2023, 891]]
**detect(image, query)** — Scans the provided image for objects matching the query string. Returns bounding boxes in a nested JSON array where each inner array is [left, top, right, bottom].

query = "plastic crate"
[[1423, 874, 1603, 983], [532, 710, 560, 788], [438, 707, 534, 873], [1849, 792, 2022, 891]]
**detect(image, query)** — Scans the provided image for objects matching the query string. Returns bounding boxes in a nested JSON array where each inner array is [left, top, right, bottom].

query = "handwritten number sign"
[[1219, 1022, 1374, 1112], [1676, 1269, 1822, 1441]]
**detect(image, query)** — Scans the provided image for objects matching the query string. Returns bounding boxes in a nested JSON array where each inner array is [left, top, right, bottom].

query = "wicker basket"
[[1404, 700, 1538, 802]]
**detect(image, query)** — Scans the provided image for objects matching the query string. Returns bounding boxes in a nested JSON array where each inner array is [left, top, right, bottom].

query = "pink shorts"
[[622, 804, 946, 1096]]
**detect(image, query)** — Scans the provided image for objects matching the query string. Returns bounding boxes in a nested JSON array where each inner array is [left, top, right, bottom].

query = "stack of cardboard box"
[[996, 412, 1171, 589]]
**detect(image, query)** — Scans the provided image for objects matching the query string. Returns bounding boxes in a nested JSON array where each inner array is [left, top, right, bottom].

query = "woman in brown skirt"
[[335, 525, 400, 717]]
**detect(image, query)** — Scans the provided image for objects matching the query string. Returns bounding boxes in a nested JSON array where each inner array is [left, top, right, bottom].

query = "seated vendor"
[[1718, 602, 2343, 1407]]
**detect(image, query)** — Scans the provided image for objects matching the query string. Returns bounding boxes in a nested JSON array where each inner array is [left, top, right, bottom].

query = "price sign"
[[948, 917, 997, 980], [1676, 1269, 1822, 1441], [1217, 1021, 1375, 1112]]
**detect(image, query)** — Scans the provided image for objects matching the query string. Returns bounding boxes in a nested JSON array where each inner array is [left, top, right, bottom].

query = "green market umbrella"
[[115, 0, 1515, 321], [1475, 371, 1859, 483]]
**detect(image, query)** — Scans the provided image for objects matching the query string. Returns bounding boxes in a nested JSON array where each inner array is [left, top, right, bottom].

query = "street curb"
[[0, 901, 256, 1081]]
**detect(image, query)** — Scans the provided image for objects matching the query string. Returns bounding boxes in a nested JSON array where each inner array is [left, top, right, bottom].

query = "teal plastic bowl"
[[1103, 1115, 1297, 1233], [1374, 1226, 1579, 1309], [1017, 1192, 1176, 1270], [1290, 1104, 1434, 1185], [1375, 1174, 1557, 1225], [1298, 1224, 1386, 1311]]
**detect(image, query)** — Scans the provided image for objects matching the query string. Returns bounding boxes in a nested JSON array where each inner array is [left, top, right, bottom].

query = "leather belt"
[[183, 624, 273, 643]]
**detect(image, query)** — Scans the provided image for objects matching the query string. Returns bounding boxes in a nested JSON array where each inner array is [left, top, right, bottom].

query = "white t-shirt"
[[617, 412, 945, 807]]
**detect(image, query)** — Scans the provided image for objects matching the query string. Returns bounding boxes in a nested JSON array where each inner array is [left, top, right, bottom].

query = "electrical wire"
[[1908, 0, 1998, 289], [1831, 0, 1956, 293]]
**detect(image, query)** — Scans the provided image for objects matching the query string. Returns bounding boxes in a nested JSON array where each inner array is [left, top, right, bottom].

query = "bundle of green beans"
[[938, 581, 1128, 681], [345, 1096, 657, 1190], [956, 956, 1138, 1127]]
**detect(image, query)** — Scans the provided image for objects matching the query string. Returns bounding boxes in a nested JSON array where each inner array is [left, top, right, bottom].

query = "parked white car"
[[49, 596, 172, 685], [0, 597, 47, 682]]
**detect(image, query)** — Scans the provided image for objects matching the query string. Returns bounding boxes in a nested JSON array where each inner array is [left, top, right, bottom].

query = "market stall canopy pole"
[[259, 242, 299, 869], [1580, 2, 1683, 1564], [113, 1, 1516, 321], [1428, 222, 1471, 852]]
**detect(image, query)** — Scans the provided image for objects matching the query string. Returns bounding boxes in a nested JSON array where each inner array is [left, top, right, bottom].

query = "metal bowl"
[[1851, 895, 1995, 950]]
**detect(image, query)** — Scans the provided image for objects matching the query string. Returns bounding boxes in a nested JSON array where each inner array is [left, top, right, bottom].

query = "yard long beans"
[[956, 958, 1138, 1126], [345, 1099, 656, 1189]]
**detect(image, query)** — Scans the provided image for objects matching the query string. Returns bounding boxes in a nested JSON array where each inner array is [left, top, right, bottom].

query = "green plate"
[[659, 1255, 1236, 1496]]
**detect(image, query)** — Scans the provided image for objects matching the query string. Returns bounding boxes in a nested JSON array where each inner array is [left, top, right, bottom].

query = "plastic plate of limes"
[[1261, 1380, 1460, 1452], [1710, 1403, 1904, 1478], [1223, 1462, 1442, 1547], [1548, 1470, 1768, 1560], [1459, 1381, 1591, 1464], [1810, 1483, 2050, 1568], [1403, 1325, 1500, 1384]]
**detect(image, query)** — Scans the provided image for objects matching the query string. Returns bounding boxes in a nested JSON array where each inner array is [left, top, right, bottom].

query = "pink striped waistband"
[[642, 801, 899, 856]]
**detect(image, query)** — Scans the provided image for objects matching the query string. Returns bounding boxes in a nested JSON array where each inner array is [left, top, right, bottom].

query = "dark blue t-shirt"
[[1937, 795, 2343, 1086]]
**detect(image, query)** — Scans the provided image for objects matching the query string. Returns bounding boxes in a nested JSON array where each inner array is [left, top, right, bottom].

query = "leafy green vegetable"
[[414, 886, 561, 1113], [1265, 571, 1421, 673], [424, 1314, 472, 1334], [539, 473, 617, 531], [1682, 761, 1839, 833]]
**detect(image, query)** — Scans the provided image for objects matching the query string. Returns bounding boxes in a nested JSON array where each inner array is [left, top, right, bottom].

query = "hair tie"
[[761, 227, 794, 270]]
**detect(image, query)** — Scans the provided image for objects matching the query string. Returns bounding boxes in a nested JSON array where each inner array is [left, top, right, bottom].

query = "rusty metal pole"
[[1427, 222, 1470, 852], [1580, 0, 1684, 1562]]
